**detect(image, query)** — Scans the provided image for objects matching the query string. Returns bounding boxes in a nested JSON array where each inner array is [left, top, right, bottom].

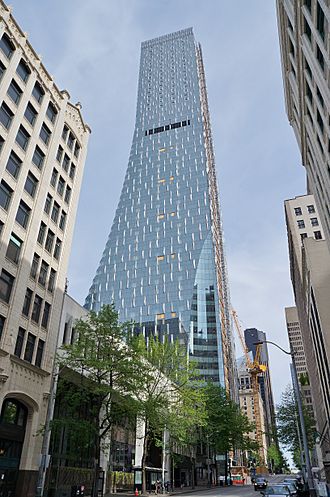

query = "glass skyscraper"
[[86, 28, 234, 388]]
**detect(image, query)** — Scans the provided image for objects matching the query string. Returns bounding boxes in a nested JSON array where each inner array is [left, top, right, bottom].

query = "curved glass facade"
[[85, 28, 232, 386]]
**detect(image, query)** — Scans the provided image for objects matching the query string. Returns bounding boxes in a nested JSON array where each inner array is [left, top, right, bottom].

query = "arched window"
[[0, 398, 27, 428]]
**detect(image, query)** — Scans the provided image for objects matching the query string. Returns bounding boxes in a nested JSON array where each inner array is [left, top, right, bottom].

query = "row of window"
[[62, 124, 80, 158], [14, 327, 45, 368], [56, 145, 76, 180], [44, 193, 67, 230], [30, 253, 56, 293], [37, 222, 62, 260], [297, 217, 319, 228], [294, 205, 315, 215], [50, 168, 72, 204], [0, 180, 31, 228], [22, 287, 51, 329], [300, 230, 322, 240], [145, 119, 191, 136]]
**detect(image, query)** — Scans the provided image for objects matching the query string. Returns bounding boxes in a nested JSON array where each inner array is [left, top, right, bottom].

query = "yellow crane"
[[231, 309, 267, 467]]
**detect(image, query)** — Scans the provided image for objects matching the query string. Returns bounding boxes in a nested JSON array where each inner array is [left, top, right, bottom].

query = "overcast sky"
[[11, 1, 306, 409]]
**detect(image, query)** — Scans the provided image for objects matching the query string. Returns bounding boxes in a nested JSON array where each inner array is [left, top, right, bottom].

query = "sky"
[[10, 1, 306, 408]]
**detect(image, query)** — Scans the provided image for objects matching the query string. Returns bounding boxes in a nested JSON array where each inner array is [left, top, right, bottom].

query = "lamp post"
[[254, 340, 315, 497]]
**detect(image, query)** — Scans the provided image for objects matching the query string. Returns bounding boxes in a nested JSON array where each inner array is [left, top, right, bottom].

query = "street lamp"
[[254, 340, 316, 497]]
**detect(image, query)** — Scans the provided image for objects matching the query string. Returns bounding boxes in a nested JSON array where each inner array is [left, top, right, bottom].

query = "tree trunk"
[[141, 425, 149, 494], [92, 435, 101, 497]]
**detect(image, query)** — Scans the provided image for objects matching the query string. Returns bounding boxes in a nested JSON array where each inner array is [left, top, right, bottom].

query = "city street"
[[172, 475, 287, 497]]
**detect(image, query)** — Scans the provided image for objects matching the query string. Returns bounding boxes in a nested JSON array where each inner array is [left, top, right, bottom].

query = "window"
[[0, 180, 13, 211], [62, 125, 69, 141], [317, 45, 324, 71], [24, 172, 38, 198], [38, 260, 49, 287], [305, 79, 313, 104], [314, 230, 322, 239], [67, 132, 75, 150], [6, 151, 22, 179], [0, 315, 5, 340], [59, 210, 67, 231], [157, 214, 165, 221], [317, 2, 325, 40], [69, 163, 76, 180], [39, 122, 51, 145], [51, 201, 60, 223], [7, 79, 22, 105], [304, 17, 312, 41], [30, 253, 40, 279], [45, 229, 55, 253], [0, 269, 14, 303], [48, 269, 56, 293], [317, 110, 324, 133], [64, 186, 71, 204], [74, 142, 80, 158], [16, 59, 30, 83], [297, 220, 305, 229], [157, 255, 165, 262], [307, 204, 315, 213], [0, 220, 3, 235], [41, 302, 51, 329], [171, 312, 176, 318], [62, 154, 70, 172], [311, 217, 319, 226], [31, 295, 42, 324], [294, 207, 302, 216], [0, 61, 5, 80], [317, 87, 324, 109], [15, 201, 31, 228], [301, 233, 308, 241], [6, 233, 22, 264], [44, 193, 52, 214], [32, 81, 44, 103], [35, 339, 45, 367], [46, 102, 57, 123], [32, 145, 45, 169], [24, 333, 36, 362], [53, 238, 62, 260], [14, 328, 25, 358], [156, 313, 165, 320], [56, 145, 63, 163], [57, 176, 65, 196], [37, 222, 46, 245], [0, 102, 14, 129], [0, 135, 4, 153], [50, 168, 58, 187], [22, 288, 33, 317], [0, 33, 15, 59], [15, 125, 30, 151], [24, 102, 38, 126]]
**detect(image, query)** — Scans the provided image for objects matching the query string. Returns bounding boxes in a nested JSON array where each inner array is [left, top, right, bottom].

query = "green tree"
[[203, 383, 259, 455], [267, 443, 286, 473], [276, 385, 315, 469], [56, 304, 145, 497], [133, 336, 206, 493]]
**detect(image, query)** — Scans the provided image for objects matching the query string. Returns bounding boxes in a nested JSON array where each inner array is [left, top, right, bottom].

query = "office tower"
[[285, 306, 314, 416], [237, 355, 268, 465], [244, 328, 276, 449], [285, 194, 330, 482], [86, 28, 235, 390], [277, 0, 330, 248], [0, 3, 90, 495]]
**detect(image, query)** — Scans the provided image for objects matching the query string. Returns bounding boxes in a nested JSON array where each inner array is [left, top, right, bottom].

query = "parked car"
[[254, 478, 268, 491], [261, 484, 292, 496], [282, 481, 298, 495]]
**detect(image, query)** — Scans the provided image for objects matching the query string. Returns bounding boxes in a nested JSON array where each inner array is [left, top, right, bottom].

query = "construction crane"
[[231, 309, 267, 467]]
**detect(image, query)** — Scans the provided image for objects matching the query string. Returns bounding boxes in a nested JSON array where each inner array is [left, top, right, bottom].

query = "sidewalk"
[[104, 486, 219, 497]]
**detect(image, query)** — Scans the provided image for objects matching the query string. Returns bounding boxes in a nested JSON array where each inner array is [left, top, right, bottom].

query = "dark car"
[[282, 481, 298, 496], [261, 484, 292, 496], [255, 478, 268, 491]]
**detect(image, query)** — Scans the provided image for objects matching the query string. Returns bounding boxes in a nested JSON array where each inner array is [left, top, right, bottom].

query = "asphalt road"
[[173, 475, 290, 497]]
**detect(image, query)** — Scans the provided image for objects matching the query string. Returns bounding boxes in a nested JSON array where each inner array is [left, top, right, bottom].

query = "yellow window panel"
[[157, 213, 165, 220], [170, 212, 176, 217], [158, 178, 166, 184], [169, 176, 174, 182], [171, 312, 176, 318], [159, 148, 166, 152], [156, 313, 165, 320], [157, 255, 165, 262], [171, 253, 176, 259]]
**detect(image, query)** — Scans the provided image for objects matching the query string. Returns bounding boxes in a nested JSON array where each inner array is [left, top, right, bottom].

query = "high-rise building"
[[284, 306, 314, 416], [277, 0, 330, 248], [0, 2, 90, 495], [86, 28, 235, 390], [237, 355, 268, 465], [285, 194, 330, 482], [244, 328, 276, 449]]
